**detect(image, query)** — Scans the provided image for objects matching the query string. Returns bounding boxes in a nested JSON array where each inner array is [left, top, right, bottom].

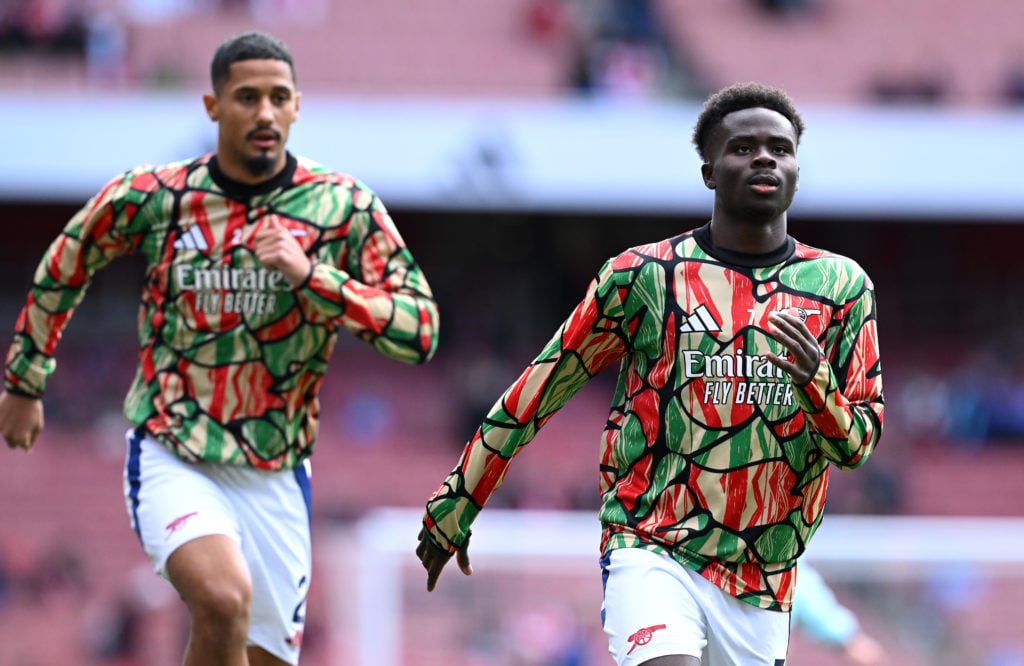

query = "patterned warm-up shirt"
[[4, 153, 438, 470], [424, 223, 883, 611]]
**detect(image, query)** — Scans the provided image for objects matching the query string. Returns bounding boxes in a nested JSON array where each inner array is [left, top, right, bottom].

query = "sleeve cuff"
[[3, 382, 42, 399]]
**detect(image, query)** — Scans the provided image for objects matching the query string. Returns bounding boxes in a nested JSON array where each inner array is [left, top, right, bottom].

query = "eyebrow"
[[232, 84, 294, 95], [727, 134, 794, 145]]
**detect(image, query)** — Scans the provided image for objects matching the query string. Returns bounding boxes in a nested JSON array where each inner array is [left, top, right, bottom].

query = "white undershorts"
[[122, 429, 312, 665], [601, 548, 790, 666]]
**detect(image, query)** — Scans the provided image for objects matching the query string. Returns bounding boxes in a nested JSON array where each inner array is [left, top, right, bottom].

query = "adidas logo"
[[679, 305, 721, 333], [173, 225, 210, 252]]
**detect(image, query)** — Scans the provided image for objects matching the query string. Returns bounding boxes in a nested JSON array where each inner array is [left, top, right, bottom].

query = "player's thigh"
[[123, 430, 243, 577], [601, 548, 707, 666], [166, 533, 252, 612]]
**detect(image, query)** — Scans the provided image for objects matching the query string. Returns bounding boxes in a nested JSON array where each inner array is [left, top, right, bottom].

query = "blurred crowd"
[[3, 0, 1024, 106]]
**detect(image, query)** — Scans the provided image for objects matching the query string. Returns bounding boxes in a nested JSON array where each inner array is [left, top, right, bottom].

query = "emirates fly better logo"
[[678, 304, 823, 407], [174, 264, 291, 316]]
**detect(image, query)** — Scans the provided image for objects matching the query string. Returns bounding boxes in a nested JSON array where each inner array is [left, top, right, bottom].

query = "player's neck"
[[707, 216, 788, 255], [215, 153, 288, 186]]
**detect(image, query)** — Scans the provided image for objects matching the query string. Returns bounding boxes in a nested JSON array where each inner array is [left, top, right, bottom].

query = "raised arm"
[[793, 277, 883, 470], [292, 190, 438, 365]]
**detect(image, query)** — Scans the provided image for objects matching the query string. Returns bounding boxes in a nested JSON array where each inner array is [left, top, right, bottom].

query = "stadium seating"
[[4, 0, 1024, 106], [654, 0, 1024, 106]]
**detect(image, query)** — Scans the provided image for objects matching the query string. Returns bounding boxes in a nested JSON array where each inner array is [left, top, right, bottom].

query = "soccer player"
[[0, 31, 438, 666], [416, 82, 883, 666]]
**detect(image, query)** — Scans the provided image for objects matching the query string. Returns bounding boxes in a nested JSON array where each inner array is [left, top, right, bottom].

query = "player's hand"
[[253, 220, 312, 287], [765, 310, 822, 385], [416, 527, 472, 592], [0, 390, 44, 452]]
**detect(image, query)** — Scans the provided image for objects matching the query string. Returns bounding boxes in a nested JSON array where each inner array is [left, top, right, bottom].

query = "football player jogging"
[[0, 32, 439, 666], [417, 82, 883, 666]]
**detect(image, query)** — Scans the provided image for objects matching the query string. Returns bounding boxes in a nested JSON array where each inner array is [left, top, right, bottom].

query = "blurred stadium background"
[[2, 0, 1024, 664]]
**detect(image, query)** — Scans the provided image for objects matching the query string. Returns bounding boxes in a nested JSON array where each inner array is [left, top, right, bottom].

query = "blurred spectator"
[[792, 563, 884, 665], [896, 370, 959, 442], [755, 0, 818, 16], [0, 0, 87, 56], [36, 541, 88, 602], [870, 54, 949, 106], [454, 351, 516, 442], [1003, 61, 1024, 105], [823, 462, 903, 515], [872, 75, 947, 105], [249, 0, 329, 25], [0, 2, 31, 52], [996, 46, 1024, 105], [566, 0, 704, 100], [334, 392, 397, 447], [122, 0, 201, 24], [217, 0, 250, 12], [523, 0, 569, 45], [88, 563, 180, 666], [886, 342, 1024, 447], [590, 36, 664, 100], [84, 0, 128, 86], [0, 537, 88, 606], [0, 548, 10, 610]]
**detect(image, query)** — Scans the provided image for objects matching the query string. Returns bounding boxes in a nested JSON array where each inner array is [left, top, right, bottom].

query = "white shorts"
[[601, 548, 790, 666], [123, 429, 312, 665]]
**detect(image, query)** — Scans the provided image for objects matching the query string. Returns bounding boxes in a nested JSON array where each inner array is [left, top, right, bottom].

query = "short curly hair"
[[210, 31, 295, 93], [691, 82, 805, 162]]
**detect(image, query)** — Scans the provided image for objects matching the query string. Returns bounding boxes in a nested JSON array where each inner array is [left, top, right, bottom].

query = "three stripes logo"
[[679, 305, 721, 334], [173, 225, 210, 252]]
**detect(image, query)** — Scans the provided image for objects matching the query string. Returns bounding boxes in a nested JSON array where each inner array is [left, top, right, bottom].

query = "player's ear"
[[203, 93, 219, 121], [701, 163, 716, 189]]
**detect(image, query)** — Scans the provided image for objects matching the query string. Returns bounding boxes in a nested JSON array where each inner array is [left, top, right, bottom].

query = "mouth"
[[247, 128, 281, 151], [748, 173, 780, 195]]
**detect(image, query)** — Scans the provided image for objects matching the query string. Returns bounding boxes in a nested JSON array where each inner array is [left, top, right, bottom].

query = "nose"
[[751, 145, 776, 167], [255, 97, 275, 125]]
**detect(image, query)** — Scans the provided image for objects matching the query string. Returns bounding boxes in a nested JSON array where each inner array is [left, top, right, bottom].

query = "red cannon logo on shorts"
[[165, 511, 198, 538], [626, 623, 667, 654]]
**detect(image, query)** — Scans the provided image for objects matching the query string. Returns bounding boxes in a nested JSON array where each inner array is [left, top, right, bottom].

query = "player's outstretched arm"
[[0, 391, 44, 452], [416, 528, 472, 592]]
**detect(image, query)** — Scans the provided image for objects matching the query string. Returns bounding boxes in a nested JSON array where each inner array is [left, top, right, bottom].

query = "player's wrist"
[[292, 259, 316, 289]]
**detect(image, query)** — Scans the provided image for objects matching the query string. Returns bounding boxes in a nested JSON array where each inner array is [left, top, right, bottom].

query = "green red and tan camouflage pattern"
[[4, 153, 438, 470], [425, 226, 882, 611]]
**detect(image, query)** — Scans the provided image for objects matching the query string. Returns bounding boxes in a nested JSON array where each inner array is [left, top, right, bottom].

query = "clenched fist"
[[0, 391, 44, 452], [253, 220, 312, 287]]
